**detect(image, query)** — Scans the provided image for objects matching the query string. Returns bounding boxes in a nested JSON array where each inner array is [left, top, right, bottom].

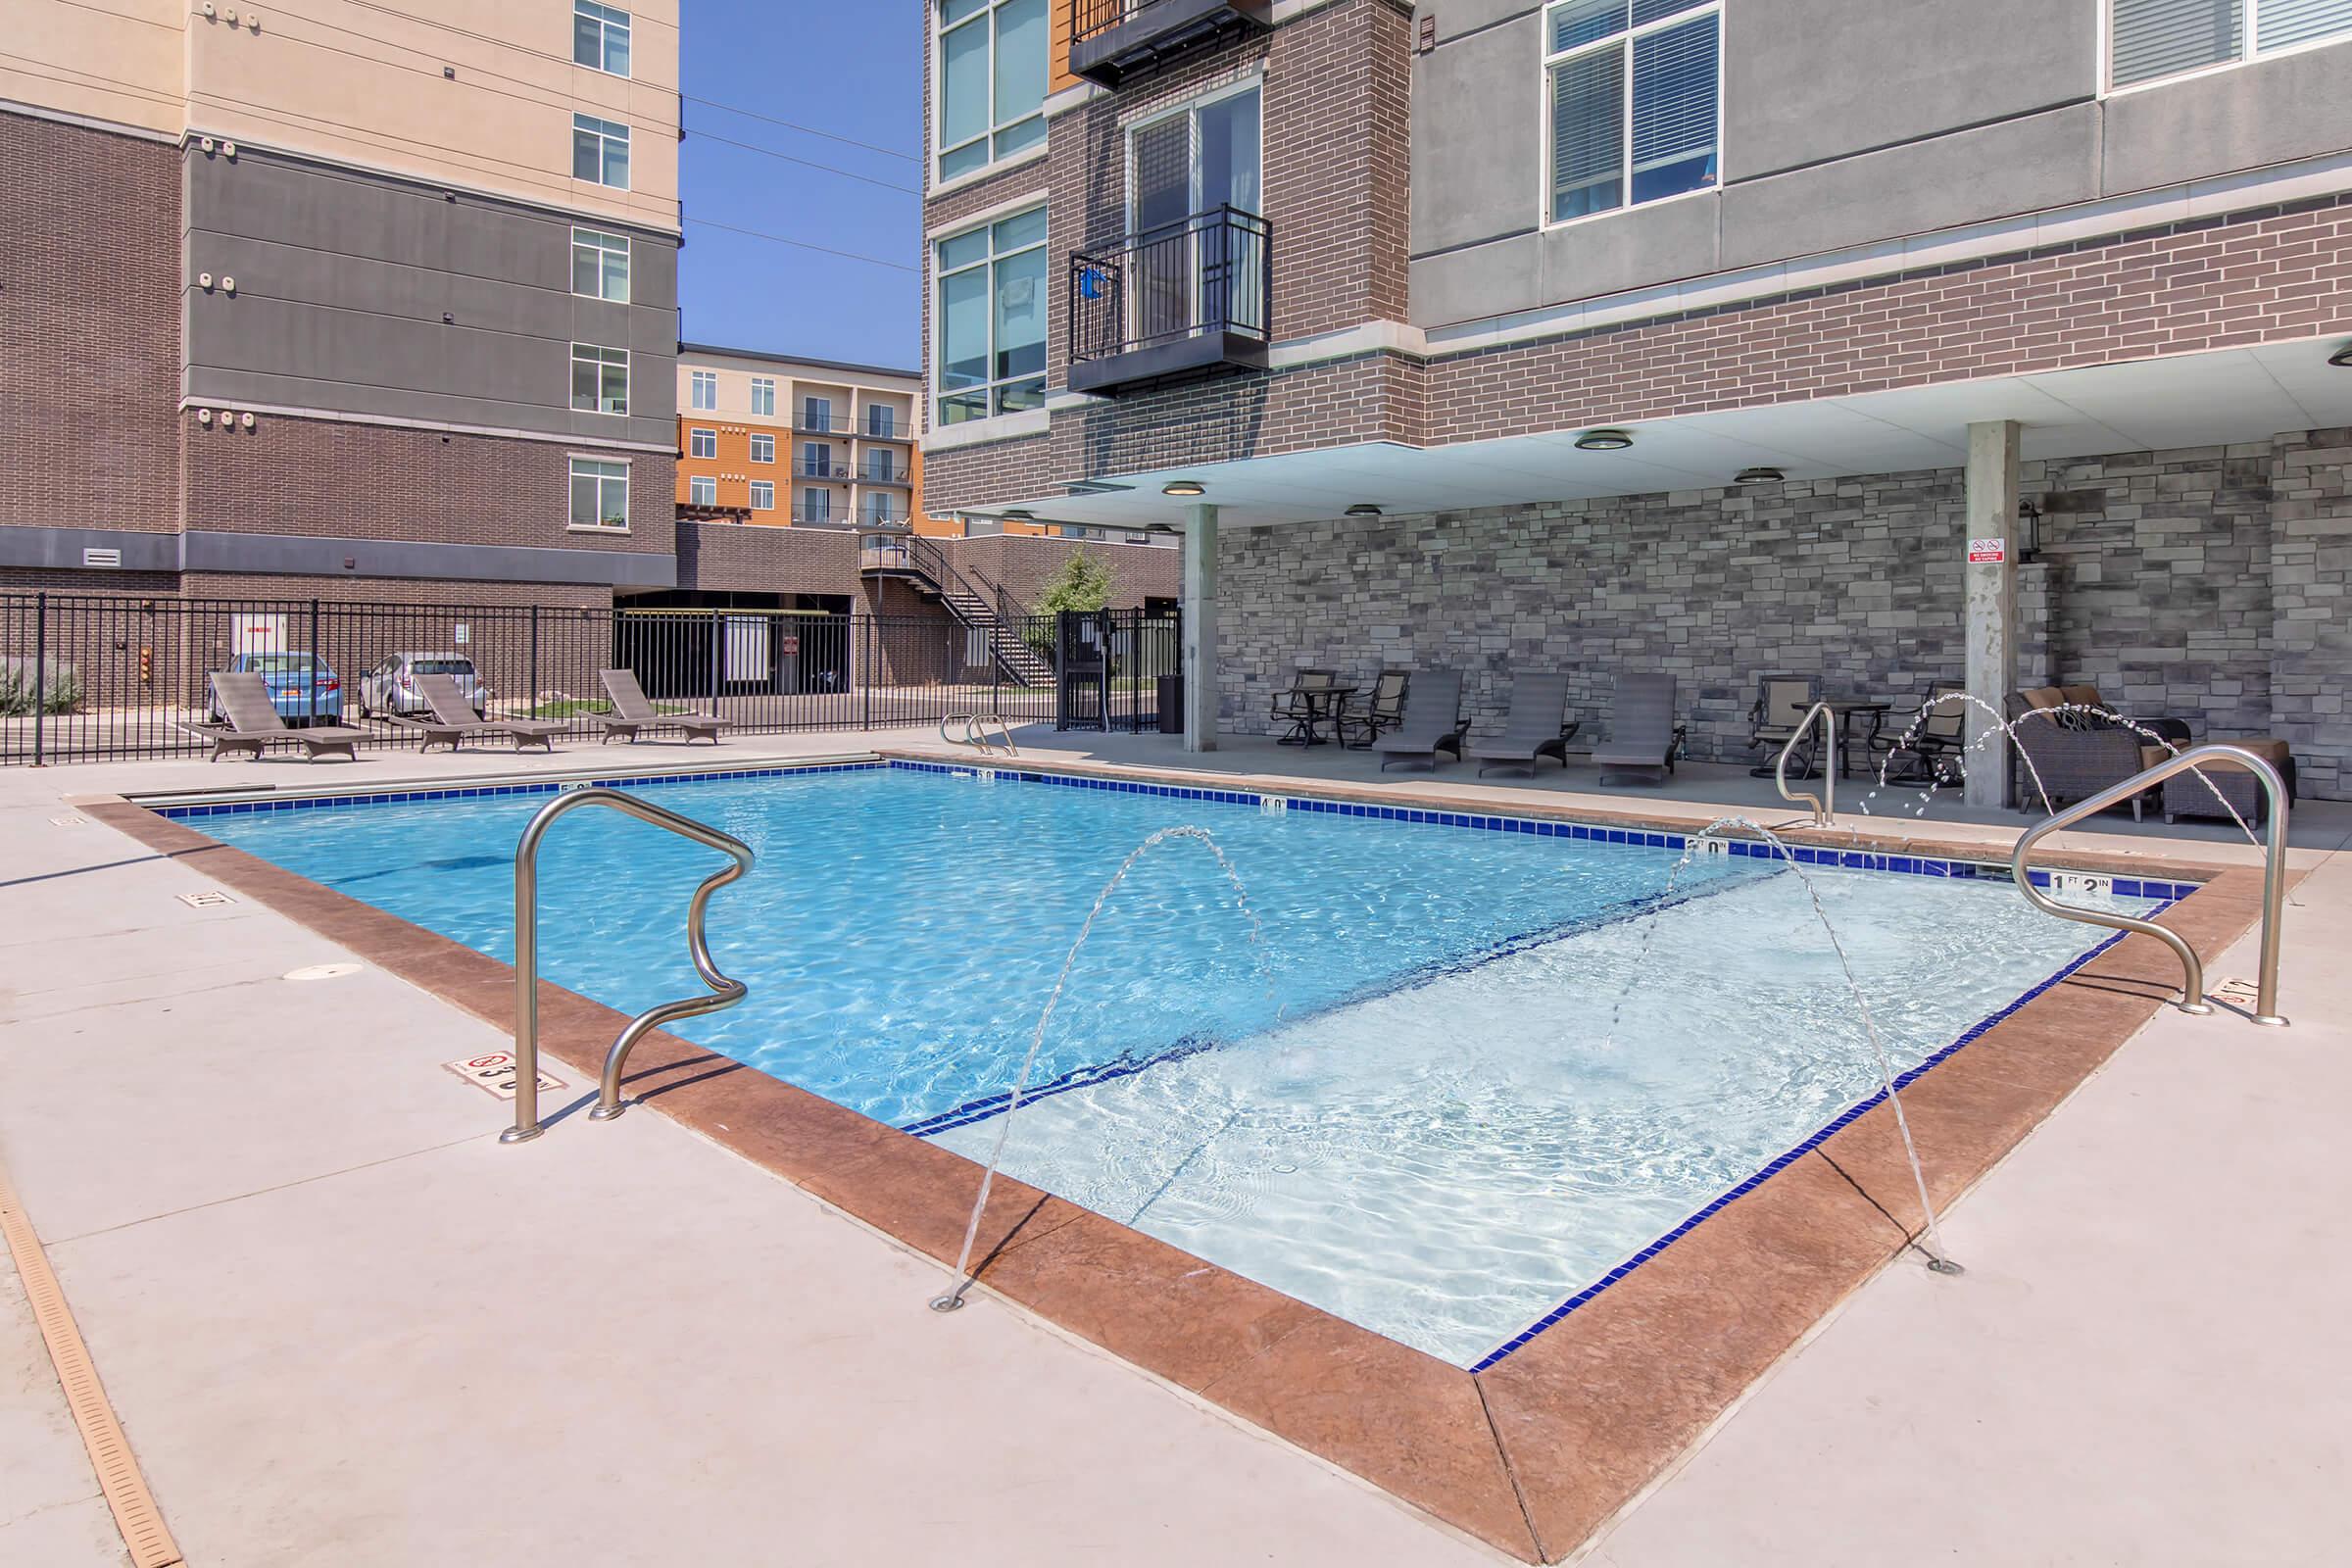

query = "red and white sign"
[[1967, 537, 2008, 564], [442, 1053, 565, 1102], [780, 634, 801, 657]]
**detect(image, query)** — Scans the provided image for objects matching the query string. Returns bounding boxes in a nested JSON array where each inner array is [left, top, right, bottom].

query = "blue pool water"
[[190, 763, 2167, 1365]]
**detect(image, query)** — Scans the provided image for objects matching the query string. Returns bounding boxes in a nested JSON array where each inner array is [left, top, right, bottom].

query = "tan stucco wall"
[[0, 0, 184, 135]]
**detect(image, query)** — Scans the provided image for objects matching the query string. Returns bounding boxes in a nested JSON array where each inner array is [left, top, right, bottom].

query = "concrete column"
[[1182, 503, 1218, 753], [1963, 420, 2021, 808]]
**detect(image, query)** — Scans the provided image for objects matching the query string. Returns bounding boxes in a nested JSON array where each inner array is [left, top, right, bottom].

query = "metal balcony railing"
[[1068, 205, 1272, 394], [1068, 0, 1272, 88]]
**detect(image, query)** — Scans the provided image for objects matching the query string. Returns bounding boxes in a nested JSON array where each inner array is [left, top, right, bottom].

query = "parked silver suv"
[[356, 653, 487, 718]]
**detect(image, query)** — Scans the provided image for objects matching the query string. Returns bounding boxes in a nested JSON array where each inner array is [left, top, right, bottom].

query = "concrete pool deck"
[[2, 729, 2346, 1564]]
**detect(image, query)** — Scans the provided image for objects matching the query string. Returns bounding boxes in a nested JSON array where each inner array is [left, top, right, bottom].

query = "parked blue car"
[[211, 653, 344, 725]]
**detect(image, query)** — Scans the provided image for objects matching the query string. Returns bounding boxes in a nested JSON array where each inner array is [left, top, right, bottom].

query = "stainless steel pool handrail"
[[502, 787, 756, 1145], [2010, 744, 2290, 1026], [1775, 701, 1836, 827], [939, 712, 1018, 755]]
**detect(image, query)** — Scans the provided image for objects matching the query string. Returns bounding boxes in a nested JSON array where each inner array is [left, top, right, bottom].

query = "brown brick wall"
[[0, 111, 180, 538], [948, 533, 1180, 611], [180, 413, 675, 560], [676, 518, 858, 598], [177, 573, 613, 611]]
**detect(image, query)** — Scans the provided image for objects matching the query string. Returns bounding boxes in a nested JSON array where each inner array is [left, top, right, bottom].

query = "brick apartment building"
[[0, 2, 1177, 637], [918, 1, 2352, 800]]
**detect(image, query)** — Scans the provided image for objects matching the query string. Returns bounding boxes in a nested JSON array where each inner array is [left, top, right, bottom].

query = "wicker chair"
[[2005, 689, 2152, 817]]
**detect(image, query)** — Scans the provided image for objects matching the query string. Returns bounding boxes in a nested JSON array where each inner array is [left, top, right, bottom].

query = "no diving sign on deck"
[[1968, 537, 2008, 564], [443, 1053, 565, 1101]]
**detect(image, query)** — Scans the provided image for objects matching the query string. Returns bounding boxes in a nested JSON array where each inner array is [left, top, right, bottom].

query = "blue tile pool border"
[[1463, 914, 2159, 1373], [144, 756, 2208, 904]]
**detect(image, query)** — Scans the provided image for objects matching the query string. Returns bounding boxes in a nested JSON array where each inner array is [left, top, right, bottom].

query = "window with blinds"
[[1545, 2, 1720, 225], [2110, 0, 2352, 88]]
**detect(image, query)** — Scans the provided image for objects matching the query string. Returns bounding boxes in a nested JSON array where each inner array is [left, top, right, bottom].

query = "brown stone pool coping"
[[72, 760, 2282, 1564]]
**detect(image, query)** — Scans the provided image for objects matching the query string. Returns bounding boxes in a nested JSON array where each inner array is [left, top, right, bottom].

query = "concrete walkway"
[[2, 733, 2346, 1565]]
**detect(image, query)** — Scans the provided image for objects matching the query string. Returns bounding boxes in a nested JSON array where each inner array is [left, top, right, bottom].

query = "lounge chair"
[[1467, 672, 1579, 776], [1747, 672, 1820, 778], [1592, 672, 1686, 786], [1335, 668, 1410, 749], [594, 668, 726, 745], [395, 672, 564, 753], [184, 670, 371, 762], [1374, 668, 1467, 771]]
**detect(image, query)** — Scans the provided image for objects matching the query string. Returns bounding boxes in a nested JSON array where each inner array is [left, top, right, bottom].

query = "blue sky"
[[678, 2, 925, 369]]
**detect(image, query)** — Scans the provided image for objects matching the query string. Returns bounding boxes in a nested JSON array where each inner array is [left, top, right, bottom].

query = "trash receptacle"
[[1156, 674, 1184, 735]]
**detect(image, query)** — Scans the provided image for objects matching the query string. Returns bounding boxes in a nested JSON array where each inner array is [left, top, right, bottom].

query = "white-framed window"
[[689, 369, 718, 411], [689, 474, 717, 506], [1543, 1, 1721, 226], [574, 1, 633, 75], [749, 376, 777, 416], [935, 205, 1046, 424], [572, 113, 631, 189], [569, 456, 629, 530], [2108, 0, 2352, 89], [749, 432, 775, 463], [571, 227, 630, 302], [935, 0, 1048, 183], [570, 343, 628, 415], [689, 427, 716, 459], [750, 480, 776, 511]]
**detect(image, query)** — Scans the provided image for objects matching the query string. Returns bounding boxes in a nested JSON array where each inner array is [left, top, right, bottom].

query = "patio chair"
[[1592, 672, 1687, 787], [1467, 672, 1580, 776], [1335, 668, 1410, 749], [595, 668, 726, 745], [184, 670, 370, 762], [2005, 689, 2149, 816], [1746, 673, 1820, 778], [1872, 680, 1968, 786], [1374, 668, 1467, 771], [397, 672, 564, 754], [1269, 667, 1337, 744]]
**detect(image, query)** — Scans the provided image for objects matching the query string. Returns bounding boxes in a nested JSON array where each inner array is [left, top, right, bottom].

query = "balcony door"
[[1128, 84, 1261, 349]]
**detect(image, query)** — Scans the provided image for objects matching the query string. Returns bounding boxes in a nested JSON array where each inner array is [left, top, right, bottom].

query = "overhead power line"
[[686, 216, 917, 274]]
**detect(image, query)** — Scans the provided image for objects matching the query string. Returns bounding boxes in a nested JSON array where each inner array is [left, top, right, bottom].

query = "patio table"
[[1277, 684, 1356, 747], [1817, 698, 1892, 780]]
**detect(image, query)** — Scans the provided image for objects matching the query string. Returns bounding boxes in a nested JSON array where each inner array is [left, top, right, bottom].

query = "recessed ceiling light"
[[1574, 428, 1634, 451], [1345, 503, 1383, 517], [1734, 467, 1785, 484], [1162, 479, 1205, 497], [2330, 340, 2352, 368]]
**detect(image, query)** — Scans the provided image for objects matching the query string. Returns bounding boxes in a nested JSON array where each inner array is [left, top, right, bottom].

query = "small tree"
[[1034, 547, 1115, 615]]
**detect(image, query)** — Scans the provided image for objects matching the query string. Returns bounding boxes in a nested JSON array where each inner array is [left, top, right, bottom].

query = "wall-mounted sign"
[[1968, 538, 2007, 564], [452, 622, 470, 645]]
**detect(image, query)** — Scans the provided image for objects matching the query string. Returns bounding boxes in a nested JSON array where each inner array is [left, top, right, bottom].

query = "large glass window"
[[750, 377, 777, 416], [569, 458, 629, 529], [749, 481, 775, 511], [689, 427, 716, 459], [2110, 1, 2352, 88], [750, 432, 775, 464], [935, 205, 1046, 424], [574, 2, 633, 75], [936, 0, 1048, 182], [570, 343, 628, 416], [689, 474, 717, 506], [1544, 2, 1720, 224], [800, 488, 832, 524], [572, 113, 631, 189], [571, 227, 630, 301], [689, 369, 717, 411]]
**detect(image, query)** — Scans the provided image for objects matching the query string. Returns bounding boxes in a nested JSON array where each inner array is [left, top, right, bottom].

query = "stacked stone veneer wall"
[[1217, 429, 2352, 800]]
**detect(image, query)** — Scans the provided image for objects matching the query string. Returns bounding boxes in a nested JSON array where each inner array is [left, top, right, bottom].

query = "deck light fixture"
[[2330, 340, 2352, 368], [1734, 466, 1784, 484], [1345, 503, 1383, 517], [1161, 479, 1205, 497], [1574, 428, 1634, 451]]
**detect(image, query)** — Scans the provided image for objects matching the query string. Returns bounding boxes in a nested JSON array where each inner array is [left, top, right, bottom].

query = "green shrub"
[[0, 657, 82, 716]]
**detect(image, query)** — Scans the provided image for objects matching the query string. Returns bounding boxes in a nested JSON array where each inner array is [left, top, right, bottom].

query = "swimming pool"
[[183, 761, 2173, 1367]]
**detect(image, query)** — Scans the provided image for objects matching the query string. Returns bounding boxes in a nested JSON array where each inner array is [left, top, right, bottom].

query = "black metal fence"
[[0, 592, 1182, 766]]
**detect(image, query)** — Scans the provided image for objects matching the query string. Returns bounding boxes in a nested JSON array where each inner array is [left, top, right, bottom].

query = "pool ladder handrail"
[[2011, 743, 2289, 1026], [1775, 701, 1837, 827], [941, 711, 1017, 755], [502, 787, 755, 1145]]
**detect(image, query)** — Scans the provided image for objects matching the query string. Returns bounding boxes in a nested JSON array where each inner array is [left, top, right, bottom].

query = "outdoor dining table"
[[1817, 697, 1893, 779], [1277, 684, 1356, 747]]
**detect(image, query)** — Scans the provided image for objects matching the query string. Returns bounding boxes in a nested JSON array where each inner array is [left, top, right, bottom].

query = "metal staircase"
[[873, 534, 1054, 687]]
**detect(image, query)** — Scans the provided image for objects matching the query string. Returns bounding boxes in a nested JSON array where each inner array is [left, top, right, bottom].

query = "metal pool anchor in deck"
[[502, 787, 755, 1145]]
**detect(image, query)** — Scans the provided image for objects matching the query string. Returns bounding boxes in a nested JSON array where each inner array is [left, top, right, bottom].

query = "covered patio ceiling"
[[1002, 336, 2352, 529]]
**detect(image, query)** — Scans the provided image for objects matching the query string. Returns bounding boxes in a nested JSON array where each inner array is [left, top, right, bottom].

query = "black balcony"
[[1069, 0, 1272, 89], [1067, 206, 1272, 396]]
